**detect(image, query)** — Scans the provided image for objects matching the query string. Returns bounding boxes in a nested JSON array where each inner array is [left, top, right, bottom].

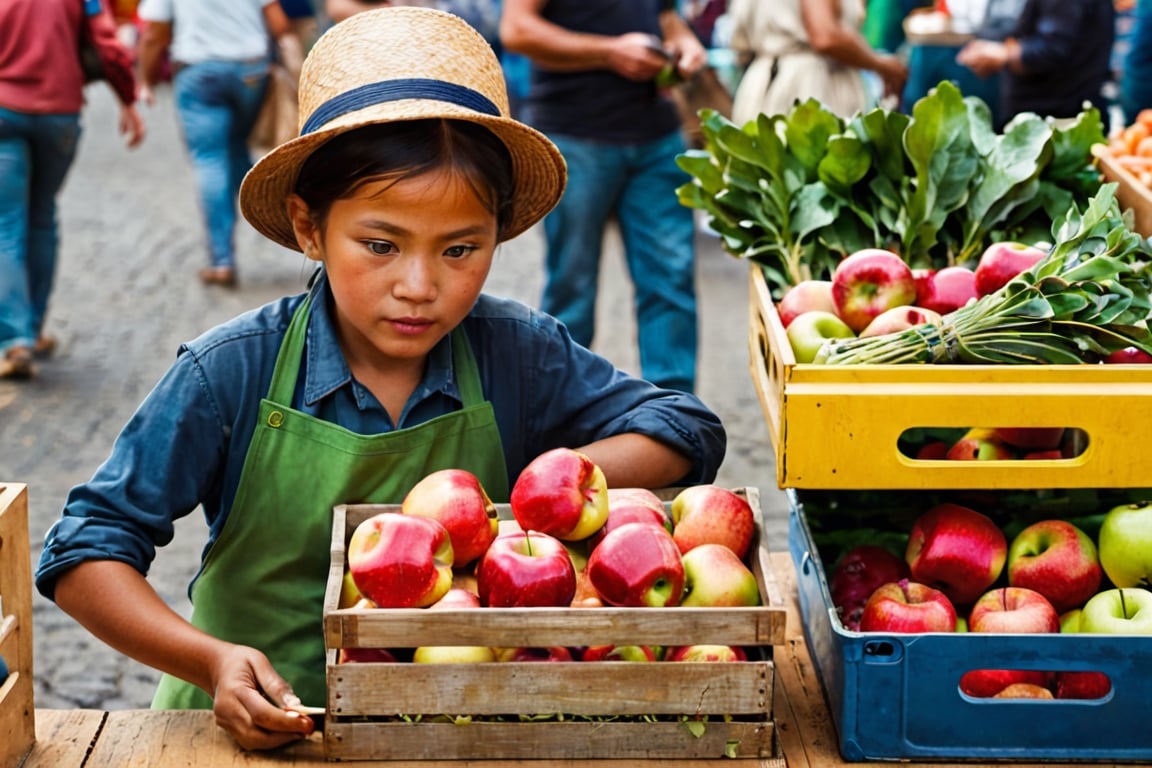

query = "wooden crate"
[[747, 263, 1152, 490], [322, 488, 785, 762], [0, 483, 36, 768], [1094, 144, 1152, 237]]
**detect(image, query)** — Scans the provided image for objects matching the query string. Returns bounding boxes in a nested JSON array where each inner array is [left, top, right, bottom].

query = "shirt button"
[[268, 411, 285, 428]]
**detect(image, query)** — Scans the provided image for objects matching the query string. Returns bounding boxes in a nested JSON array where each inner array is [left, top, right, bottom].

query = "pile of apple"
[[778, 243, 1152, 365], [913, 425, 1073, 462], [827, 499, 1152, 700], [340, 447, 762, 665]]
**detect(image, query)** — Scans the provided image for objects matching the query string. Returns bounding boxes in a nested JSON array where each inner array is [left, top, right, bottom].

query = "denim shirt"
[[35, 274, 726, 599]]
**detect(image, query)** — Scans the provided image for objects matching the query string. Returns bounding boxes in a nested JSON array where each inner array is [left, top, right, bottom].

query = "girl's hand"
[[610, 32, 673, 81], [210, 644, 316, 750]]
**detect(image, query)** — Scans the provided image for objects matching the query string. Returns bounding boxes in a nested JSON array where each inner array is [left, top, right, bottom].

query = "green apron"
[[153, 293, 508, 709]]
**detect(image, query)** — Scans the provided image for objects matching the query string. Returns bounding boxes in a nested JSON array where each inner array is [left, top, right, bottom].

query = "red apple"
[[338, 646, 399, 664], [828, 544, 911, 631], [495, 646, 574, 662], [581, 645, 656, 662], [831, 248, 917, 333], [1022, 449, 1063, 460], [914, 441, 950, 460], [588, 489, 672, 549], [670, 484, 755, 559], [992, 427, 1065, 451], [401, 468, 498, 566], [1053, 670, 1112, 699], [428, 587, 483, 610], [776, 279, 837, 328], [969, 586, 1060, 633], [607, 487, 666, 516], [944, 428, 1015, 461], [1103, 346, 1152, 363], [347, 512, 454, 608], [476, 530, 576, 607], [510, 447, 608, 541], [959, 668, 1052, 698], [905, 503, 1007, 606], [859, 305, 943, 337], [858, 579, 957, 633], [665, 644, 748, 662], [1006, 520, 1102, 614], [993, 683, 1054, 699], [916, 265, 979, 314], [974, 241, 1047, 297], [680, 543, 761, 607], [586, 522, 685, 607], [785, 310, 856, 363]]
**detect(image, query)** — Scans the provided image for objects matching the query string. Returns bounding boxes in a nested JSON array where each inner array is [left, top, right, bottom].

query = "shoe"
[[33, 334, 57, 358], [1, 346, 35, 380], [198, 266, 237, 287]]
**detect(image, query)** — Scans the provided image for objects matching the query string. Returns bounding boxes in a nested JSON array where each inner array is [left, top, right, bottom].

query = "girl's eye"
[[445, 245, 478, 259], [366, 241, 397, 256]]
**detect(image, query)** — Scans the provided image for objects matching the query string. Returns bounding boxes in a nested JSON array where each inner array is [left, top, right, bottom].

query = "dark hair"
[[294, 119, 516, 238]]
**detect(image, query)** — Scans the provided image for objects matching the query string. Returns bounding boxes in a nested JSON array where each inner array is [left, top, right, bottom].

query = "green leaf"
[[818, 133, 871, 195], [683, 720, 707, 739]]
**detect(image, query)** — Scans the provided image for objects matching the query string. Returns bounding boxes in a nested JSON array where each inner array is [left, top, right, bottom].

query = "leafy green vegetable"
[[676, 81, 1107, 298]]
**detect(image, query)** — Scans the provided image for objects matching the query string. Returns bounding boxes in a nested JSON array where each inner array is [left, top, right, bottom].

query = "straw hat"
[[240, 7, 566, 250]]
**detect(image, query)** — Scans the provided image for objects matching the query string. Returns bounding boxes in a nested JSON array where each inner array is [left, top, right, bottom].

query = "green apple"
[[1059, 608, 1082, 633], [1098, 502, 1152, 587], [1079, 588, 1152, 634], [785, 310, 855, 363]]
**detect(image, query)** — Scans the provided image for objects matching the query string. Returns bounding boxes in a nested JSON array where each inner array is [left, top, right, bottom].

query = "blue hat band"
[[301, 78, 501, 136]]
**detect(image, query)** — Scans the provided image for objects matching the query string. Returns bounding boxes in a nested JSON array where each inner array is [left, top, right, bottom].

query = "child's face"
[[291, 167, 499, 369]]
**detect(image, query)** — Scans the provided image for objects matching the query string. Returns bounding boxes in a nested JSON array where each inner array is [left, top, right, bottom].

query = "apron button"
[[268, 411, 285, 427]]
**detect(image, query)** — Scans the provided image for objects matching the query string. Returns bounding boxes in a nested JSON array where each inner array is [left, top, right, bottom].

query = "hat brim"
[[240, 104, 567, 252]]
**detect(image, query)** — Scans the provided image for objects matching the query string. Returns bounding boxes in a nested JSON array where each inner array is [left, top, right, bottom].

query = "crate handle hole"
[[898, 427, 1087, 461], [863, 640, 902, 661]]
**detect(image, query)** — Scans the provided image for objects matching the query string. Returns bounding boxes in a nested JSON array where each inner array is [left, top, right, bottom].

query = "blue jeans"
[[0, 107, 81, 354], [173, 59, 269, 269], [541, 131, 698, 393]]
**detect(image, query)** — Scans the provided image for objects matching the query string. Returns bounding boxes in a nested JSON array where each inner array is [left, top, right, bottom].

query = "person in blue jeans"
[[0, 0, 145, 379], [137, 0, 292, 286], [501, 0, 705, 393]]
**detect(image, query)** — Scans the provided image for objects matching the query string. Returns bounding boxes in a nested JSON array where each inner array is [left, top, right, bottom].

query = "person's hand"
[[119, 103, 146, 148], [137, 82, 155, 107], [956, 39, 1008, 79], [875, 52, 909, 100], [609, 32, 673, 81], [209, 644, 316, 751], [668, 31, 708, 80]]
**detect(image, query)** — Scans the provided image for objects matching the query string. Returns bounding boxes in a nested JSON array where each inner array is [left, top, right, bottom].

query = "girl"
[[36, 7, 726, 751]]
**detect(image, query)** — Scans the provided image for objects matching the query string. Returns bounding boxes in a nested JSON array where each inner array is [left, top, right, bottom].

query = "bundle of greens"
[[814, 184, 1152, 365], [676, 81, 1106, 298]]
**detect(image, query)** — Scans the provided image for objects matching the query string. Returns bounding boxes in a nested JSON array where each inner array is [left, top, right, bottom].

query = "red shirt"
[[0, 0, 136, 114]]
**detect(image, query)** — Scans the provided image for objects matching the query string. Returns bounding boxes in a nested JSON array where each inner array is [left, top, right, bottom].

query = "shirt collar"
[[301, 273, 462, 408]]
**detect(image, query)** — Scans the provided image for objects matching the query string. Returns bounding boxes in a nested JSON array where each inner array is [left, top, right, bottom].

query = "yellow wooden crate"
[[748, 264, 1152, 490], [321, 488, 784, 762], [0, 483, 36, 768], [1093, 144, 1152, 237]]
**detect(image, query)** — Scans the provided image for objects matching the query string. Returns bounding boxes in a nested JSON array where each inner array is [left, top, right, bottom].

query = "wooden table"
[[20, 554, 1115, 768]]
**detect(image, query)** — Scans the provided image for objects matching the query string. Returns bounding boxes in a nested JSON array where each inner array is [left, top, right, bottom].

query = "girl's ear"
[[287, 194, 323, 261]]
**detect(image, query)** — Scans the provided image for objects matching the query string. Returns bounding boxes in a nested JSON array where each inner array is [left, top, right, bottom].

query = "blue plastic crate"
[[788, 489, 1152, 762]]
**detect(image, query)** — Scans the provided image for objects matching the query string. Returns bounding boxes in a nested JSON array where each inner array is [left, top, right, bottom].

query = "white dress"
[[728, 0, 870, 123]]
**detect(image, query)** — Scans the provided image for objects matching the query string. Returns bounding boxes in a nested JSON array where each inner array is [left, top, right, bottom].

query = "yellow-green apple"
[[776, 279, 837, 328], [993, 683, 1053, 699], [915, 265, 979, 314], [974, 241, 1047, 296], [1053, 670, 1111, 699], [510, 447, 608, 541], [968, 587, 1060, 633], [785, 310, 855, 363], [680, 543, 761, 607], [1006, 520, 1102, 613], [828, 544, 911, 631], [1103, 346, 1152, 363], [401, 468, 498, 566], [944, 428, 1015, 461], [905, 503, 1007, 606], [348, 513, 454, 608], [830, 248, 917, 333], [1059, 608, 1082, 633], [1097, 502, 1152, 587], [1079, 587, 1152, 633], [992, 427, 1065, 452], [859, 305, 943, 338], [586, 522, 685, 607], [339, 569, 365, 609], [581, 645, 656, 661], [477, 530, 576, 607], [665, 644, 748, 661], [858, 579, 957, 633], [413, 645, 497, 663], [494, 646, 574, 662], [670, 484, 755, 559]]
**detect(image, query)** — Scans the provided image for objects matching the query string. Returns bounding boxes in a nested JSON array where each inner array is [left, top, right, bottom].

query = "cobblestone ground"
[[0, 85, 786, 711]]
